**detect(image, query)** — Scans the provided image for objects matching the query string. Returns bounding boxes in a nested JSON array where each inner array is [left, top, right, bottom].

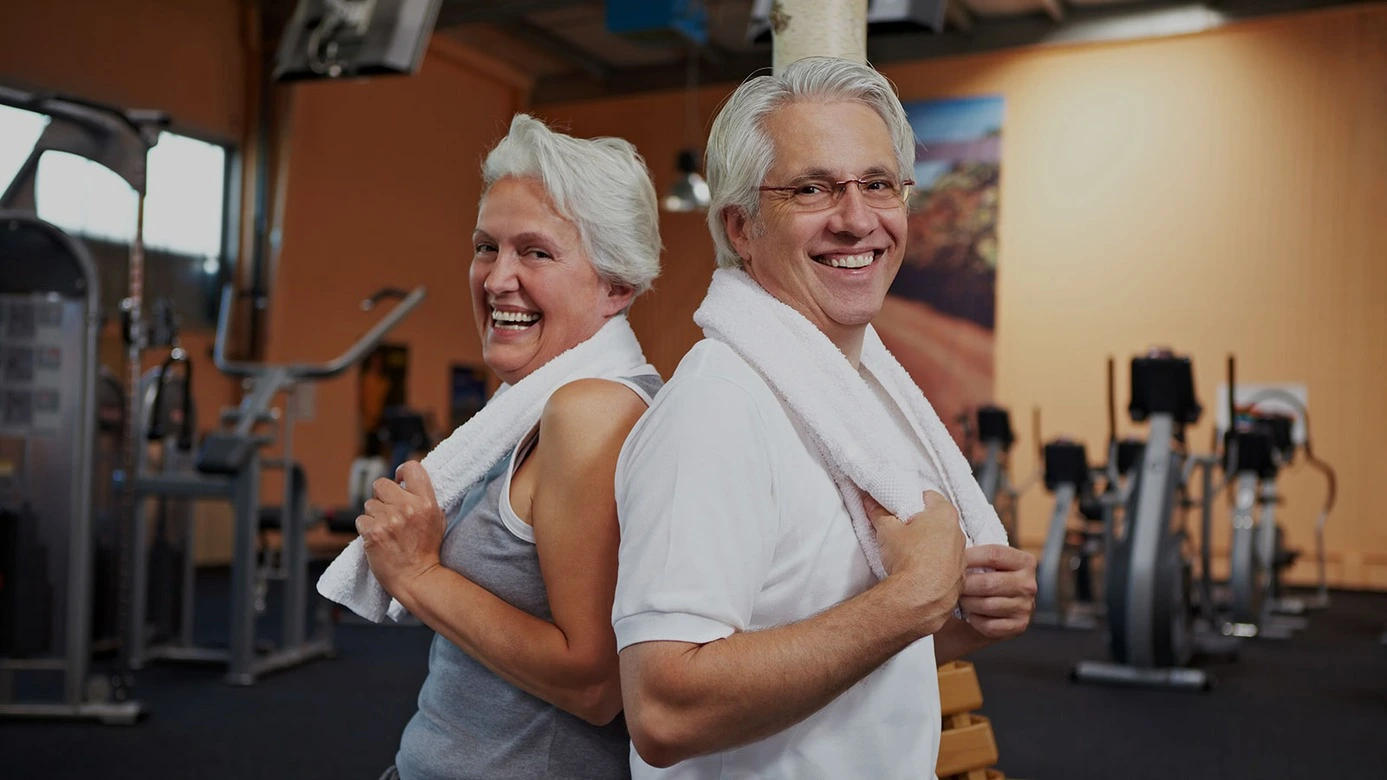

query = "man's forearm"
[[624, 574, 950, 766]]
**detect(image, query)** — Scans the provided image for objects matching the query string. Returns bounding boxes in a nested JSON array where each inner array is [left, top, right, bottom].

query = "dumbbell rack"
[[936, 660, 1005, 780]]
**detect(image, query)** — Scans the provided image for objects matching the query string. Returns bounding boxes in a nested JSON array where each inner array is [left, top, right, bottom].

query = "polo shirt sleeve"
[[612, 371, 779, 651]]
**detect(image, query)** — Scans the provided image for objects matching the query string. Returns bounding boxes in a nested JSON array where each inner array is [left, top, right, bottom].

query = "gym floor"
[[1, 572, 1383, 780]]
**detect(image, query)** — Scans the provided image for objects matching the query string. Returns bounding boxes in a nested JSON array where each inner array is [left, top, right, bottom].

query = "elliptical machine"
[[1073, 349, 1224, 691]]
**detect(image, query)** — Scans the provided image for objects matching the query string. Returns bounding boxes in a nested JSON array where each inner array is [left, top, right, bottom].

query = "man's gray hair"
[[483, 113, 662, 296], [705, 57, 916, 269]]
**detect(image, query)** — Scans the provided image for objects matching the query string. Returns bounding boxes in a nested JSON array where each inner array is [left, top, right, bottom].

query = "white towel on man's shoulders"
[[693, 267, 1008, 580]]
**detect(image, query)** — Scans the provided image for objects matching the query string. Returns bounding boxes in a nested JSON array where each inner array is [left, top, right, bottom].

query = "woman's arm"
[[373, 379, 648, 725]]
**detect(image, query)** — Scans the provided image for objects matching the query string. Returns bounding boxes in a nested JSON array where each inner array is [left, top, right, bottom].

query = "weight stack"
[[937, 660, 1006, 780]]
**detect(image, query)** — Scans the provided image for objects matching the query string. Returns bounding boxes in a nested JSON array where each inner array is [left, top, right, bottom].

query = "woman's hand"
[[356, 461, 446, 602]]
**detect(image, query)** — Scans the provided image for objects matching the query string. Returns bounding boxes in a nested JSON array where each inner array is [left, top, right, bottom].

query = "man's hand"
[[959, 545, 1036, 641], [356, 461, 445, 601], [864, 490, 967, 637]]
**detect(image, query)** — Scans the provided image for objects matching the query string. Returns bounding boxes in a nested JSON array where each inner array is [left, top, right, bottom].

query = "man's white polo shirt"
[[614, 339, 941, 779]]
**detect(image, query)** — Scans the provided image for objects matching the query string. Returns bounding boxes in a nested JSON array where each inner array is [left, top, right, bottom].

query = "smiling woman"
[[351, 113, 665, 780], [469, 177, 630, 383]]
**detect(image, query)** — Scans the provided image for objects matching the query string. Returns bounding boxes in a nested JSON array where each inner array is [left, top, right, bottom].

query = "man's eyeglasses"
[[758, 176, 915, 212]]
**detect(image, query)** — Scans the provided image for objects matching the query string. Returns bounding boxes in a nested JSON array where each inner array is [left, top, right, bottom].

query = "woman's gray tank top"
[[395, 374, 662, 780]]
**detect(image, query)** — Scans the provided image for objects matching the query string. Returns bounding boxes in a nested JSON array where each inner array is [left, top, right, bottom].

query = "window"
[[0, 104, 47, 189], [0, 102, 231, 327]]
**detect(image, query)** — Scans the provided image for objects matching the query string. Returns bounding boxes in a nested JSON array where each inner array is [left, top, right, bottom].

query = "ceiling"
[[270, 0, 1370, 104]]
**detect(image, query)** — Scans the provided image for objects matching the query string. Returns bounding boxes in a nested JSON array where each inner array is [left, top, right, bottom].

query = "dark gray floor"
[[2, 580, 1384, 780], [974, 588, 1387, 780]]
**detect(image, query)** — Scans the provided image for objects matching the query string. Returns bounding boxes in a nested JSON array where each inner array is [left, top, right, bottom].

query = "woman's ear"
[[602, 282, 636, 316]]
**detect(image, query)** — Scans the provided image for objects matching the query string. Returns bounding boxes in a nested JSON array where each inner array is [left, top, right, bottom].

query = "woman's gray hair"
[[482, 113, 662, 296], [705, 57, 916, 269]]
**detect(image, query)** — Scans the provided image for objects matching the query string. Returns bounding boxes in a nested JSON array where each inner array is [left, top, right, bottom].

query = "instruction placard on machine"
[[0, 294, 72, 437]]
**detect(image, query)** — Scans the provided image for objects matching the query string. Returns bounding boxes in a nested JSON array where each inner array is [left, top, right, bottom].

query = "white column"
[[770, 0, 869, 75]]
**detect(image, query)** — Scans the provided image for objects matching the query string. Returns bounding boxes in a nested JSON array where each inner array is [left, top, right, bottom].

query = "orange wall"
[[538, 5, 1387, 589], [263, 42, 526, 514], [0, 0, 247, 140]]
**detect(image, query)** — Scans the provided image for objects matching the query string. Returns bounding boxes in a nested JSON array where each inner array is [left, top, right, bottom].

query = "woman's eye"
[[475, 243, 496, 254]]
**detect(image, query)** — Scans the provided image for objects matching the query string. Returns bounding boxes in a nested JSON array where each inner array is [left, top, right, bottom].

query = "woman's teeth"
[[818, 252, 875, 269], [492, 309, 540, 329]]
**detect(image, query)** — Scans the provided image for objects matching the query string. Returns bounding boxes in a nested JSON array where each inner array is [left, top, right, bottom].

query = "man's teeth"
[[822, 253, 875, 269]]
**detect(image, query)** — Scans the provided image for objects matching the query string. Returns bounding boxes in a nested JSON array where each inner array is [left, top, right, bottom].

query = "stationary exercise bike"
[[1034, 439, 1103, 629], [1218, 356, 1337, 639], [1034, 360, 1144, 630], [962, 405, 1022, 543], [1073, 349, 1233, 691]]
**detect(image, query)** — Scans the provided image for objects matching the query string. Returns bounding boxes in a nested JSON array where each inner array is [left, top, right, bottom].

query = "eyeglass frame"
[[756, 176, 916, 211]]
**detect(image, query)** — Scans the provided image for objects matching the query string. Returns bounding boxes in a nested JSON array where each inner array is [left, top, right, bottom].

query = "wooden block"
[[936, 714, 999, 777], [938, 660, 985, 715]]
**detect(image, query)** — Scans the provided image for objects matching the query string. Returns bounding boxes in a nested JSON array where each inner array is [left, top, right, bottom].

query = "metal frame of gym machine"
[[128, 283, 425, 685], [129, 358, 201, 664], [0, 85, 169, 723], [1073, 349, 1234, 691]]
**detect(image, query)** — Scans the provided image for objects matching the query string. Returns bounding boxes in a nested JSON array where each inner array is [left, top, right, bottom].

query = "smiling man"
[[611, 58, 1037, 779]]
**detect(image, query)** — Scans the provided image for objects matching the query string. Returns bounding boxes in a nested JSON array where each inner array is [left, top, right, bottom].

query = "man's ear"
[[724, 206, 754, 265]]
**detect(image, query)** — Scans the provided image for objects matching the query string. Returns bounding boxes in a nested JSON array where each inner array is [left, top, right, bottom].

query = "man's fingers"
[[959, 595, 1029, 618], [963, 544, 1034, 572], [965, 614, 1029, 640], [863, 494, 886, 518], [962, 569, 1029, 598], [865, 495, 902, 535], [396, 461, 435, 502]]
